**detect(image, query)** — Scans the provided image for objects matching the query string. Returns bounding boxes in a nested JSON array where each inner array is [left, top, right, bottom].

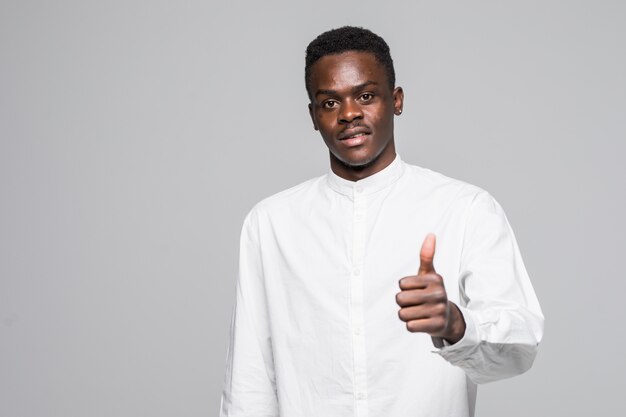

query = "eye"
[[322, 100, 338, 109], [359, 93, 374, 102]]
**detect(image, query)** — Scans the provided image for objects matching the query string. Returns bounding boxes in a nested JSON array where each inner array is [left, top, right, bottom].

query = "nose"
[[338, 99, 363, 124]]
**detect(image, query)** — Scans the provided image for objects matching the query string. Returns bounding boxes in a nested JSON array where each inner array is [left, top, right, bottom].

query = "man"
[[220, 26, 544, 417]]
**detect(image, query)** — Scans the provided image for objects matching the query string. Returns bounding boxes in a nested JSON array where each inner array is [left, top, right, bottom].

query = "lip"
[[341, 133, 369, 147], [338, 126, 371, 140]]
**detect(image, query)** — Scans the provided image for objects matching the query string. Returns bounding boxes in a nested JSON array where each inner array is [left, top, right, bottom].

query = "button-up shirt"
[[220, 156, 544, 417]]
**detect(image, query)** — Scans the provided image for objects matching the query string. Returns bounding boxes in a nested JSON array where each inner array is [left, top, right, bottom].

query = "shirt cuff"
[[432, 305, 480, 361]]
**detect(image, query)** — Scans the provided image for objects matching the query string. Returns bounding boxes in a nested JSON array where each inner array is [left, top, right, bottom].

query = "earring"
[[396, 109, 402, 115]]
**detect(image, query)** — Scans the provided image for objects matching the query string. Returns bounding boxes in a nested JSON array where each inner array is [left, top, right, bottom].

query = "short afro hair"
[[305, 26, 395, 100]]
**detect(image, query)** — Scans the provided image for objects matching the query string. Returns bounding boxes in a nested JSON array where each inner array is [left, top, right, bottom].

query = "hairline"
[[306, 50, 394, 101]]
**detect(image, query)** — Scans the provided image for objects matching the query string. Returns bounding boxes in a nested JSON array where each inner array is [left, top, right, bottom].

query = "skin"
[[307, 51, 403, 181], [396, 234, 466, 345], [308, 51, 466, 344]]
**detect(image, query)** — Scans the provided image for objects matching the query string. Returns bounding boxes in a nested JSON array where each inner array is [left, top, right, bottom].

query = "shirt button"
[[356, 186, 363, 193], [354, 327, 362, 335], [353, 268, 361, 276], [355, 213, 364, 220], [356, 392, 365, 400]]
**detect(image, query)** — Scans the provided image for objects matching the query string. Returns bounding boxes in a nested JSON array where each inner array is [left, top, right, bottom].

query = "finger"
[[418, 233, 436, 275], [397, 305, 431, 322], [398, 275, 427, 290], [395, 287, 447, 307], [399, 273, 443, 291], [405, 317, 447, 334]]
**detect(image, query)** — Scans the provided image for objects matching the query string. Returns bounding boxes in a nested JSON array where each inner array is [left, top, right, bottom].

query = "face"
[[308, 51, 403, 181]]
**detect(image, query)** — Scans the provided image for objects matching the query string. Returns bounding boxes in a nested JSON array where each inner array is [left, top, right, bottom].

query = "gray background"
[[1, 0, 625, 416]]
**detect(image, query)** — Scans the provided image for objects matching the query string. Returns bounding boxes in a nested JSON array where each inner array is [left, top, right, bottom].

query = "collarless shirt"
[[220, 155, 544, 417]]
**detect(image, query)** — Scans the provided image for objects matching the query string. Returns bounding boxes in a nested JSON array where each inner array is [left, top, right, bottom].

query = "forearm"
[[221, 212, 279, 416], [434, 305, 544, 384]]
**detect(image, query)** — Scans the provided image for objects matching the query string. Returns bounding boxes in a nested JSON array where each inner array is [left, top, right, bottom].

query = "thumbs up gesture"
[[396, 234, 466, 344]]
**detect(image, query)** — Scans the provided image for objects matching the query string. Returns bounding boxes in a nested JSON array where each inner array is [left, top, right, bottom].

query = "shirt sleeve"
[[434, 191, 545, 384], [220, 210, 279, 417]]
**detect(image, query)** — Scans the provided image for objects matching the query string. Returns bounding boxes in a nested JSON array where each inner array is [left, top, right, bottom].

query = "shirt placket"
[[351, 184, 369, 417]]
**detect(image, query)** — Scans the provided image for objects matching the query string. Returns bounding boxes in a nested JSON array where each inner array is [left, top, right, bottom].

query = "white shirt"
[[220, 156, 544, 417]]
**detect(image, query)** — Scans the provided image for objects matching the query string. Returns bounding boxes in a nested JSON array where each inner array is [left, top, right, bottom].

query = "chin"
[[335, 152, 379, 171]]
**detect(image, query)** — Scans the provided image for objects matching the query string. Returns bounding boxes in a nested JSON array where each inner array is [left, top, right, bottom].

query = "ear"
[[393, 87, 404, 115], [308, 102, 319, 131]]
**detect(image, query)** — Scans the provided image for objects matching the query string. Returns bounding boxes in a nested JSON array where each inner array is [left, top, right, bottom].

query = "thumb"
[[418, 233, 437, 275]]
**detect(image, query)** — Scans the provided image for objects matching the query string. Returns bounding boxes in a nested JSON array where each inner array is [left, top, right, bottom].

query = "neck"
[[330, 145, 396, 182]]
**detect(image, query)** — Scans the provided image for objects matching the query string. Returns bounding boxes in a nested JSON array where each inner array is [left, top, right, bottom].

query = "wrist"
[[443, 302, 466, 345]]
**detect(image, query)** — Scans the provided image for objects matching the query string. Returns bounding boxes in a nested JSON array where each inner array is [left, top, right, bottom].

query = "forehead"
[[309, 51, 388, 93]]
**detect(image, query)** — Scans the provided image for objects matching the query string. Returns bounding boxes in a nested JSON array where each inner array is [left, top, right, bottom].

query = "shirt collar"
[[326, 154, 405, 198]]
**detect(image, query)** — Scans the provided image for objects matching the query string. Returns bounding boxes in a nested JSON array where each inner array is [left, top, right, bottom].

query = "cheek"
[[367, 111, 391, 133], [316, 115, 336, 133]]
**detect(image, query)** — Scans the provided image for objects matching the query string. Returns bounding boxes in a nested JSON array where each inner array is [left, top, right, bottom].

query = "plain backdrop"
[[1, 1, 625, 416]]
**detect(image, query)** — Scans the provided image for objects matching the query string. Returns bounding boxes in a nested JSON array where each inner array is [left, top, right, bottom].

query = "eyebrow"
[[314, 80, 379, 98]]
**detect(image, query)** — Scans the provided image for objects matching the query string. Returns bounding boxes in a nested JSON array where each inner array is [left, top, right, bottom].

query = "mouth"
[[340, 133, 369, 147], [338, 128, 371, 147]]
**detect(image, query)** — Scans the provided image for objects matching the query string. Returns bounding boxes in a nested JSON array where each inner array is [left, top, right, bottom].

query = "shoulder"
[[243, 174, 327, 226], [401, 162, 491, 206]]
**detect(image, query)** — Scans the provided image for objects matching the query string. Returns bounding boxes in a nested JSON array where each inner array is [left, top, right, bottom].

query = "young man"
[[220, 26, 544, 417]]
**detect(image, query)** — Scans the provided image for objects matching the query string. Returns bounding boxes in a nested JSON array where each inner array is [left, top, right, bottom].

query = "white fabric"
[[220, 155, 544, 417]]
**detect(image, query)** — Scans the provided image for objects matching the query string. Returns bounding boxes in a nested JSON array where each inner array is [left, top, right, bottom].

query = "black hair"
[[305, 26, 396, 100]]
